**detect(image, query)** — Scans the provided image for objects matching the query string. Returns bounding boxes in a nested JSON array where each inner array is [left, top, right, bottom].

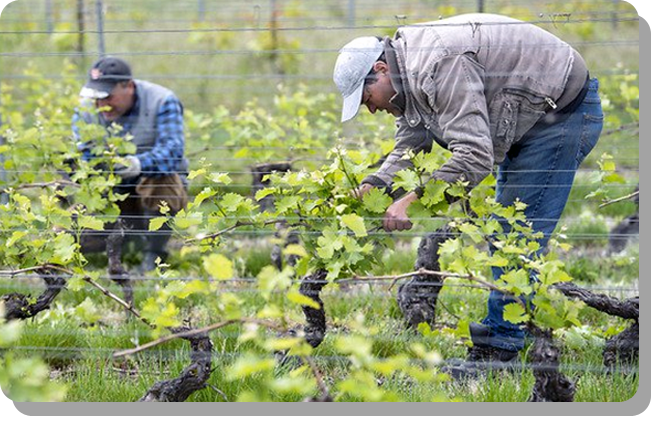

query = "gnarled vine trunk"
[[299, 269, 328, 348], [397, 226, 453, 328], [527, 324, 576, 402], [138, 329, 213, 402], [1, 268, 66, 321], [106, 220, 134, 311], [554, 282, 639, 370]]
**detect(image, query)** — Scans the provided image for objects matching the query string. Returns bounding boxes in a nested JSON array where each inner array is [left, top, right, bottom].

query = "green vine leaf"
[[340, 213, 367, 237], [287, 290, 321, 309], [361, 187, 392, 214], [503, 303, 529, 324], [77, 215, 105, 231], [392, 170, 421, 193], [203, 253, 234, 280], [148, 217, 169, 231]]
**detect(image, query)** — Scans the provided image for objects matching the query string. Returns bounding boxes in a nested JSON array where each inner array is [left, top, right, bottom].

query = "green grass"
[[4, 258, 635, 402]]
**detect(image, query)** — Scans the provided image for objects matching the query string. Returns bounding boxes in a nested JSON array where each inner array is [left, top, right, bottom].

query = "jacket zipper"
[[545, 97, 558, 110]]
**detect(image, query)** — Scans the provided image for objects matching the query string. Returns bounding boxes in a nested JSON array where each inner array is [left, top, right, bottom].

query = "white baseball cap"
[[333, 36, 384, 122]]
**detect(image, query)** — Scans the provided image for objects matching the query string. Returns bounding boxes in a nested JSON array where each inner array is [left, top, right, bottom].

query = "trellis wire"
[[6, 345, 637, 375], [0, 276, 639, 296], [1, 0, 635, 30], [0, 227, 640, 240], [0, 16, 641, 35], [0, 39, 641, 58]]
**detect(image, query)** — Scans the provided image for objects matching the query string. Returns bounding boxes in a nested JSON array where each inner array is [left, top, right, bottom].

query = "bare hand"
[[352, 183, 374, 200], [383, 192, 419, 232]]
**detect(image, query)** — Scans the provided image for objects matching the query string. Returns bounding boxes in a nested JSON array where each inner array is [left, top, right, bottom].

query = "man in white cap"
[[72, 56, 189, 272], [333, 14, 603, 378]]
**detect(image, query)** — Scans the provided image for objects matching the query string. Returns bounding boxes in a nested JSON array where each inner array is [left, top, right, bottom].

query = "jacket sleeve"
[[361, 117, 433, 194], [426, 53, 494, 189]]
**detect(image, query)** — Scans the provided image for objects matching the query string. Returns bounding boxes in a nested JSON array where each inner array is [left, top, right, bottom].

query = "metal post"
[[269, 0, 280, 74], [96, 0, 105, 57], [76, 0, 85, 68], [348, 0, 355, 27], [198, 0, 205, 22], [0, 84, 7, 205], [45, 0, 54, 34], [477, 0, 484, 13], [612, 0, 619, 30]]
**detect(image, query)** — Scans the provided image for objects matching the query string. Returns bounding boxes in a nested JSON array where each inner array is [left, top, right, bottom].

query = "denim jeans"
[[481, 78, 604, 351]]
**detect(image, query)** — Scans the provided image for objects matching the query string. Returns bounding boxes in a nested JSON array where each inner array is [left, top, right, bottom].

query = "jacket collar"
[[383, 37, 406, 115], [387, 35, 423, 128]]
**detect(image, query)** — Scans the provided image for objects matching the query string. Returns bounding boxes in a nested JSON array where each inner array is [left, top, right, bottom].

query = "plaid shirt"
[[72, 94, 185, 178]]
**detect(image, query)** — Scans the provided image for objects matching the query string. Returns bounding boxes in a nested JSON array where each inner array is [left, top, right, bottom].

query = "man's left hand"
[[383, 191, 419, 232], [114, 155, 142, 179]]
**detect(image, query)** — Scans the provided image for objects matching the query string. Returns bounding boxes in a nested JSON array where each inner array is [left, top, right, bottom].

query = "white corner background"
[[0, 0, 656, 422]]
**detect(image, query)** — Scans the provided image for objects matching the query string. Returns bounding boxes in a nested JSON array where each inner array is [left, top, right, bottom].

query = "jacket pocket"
[[489, 87, 548, 162]]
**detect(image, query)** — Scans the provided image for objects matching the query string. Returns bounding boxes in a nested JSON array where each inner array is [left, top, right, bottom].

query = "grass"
[[47, 316, 637, 402]]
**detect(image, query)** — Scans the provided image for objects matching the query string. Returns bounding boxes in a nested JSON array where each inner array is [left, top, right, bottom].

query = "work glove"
[[114, 155, 142, 179]]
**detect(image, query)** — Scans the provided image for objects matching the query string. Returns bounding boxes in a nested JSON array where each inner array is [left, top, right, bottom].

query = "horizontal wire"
[[2, 0, 638, 14], [0, 149, 640, 159], [1, 0, 634, 8], [0, 285, 639, 300], [0, 167, 640, 175], [0, 280, 639, 298], [0, 68, 641, 81], [5, 345, 637, 375], [0, 39, 640, 57], [0, 15, 640, 35], [0, 212, 636, 221], [0, 215, 637, 226], [0, 165, 640, 172], [0, 167, 641, 175], [5, 318, 634, 345], [0, 273, 639, 293], [0, 229, 639, 239], [1, 183, 641, 193]]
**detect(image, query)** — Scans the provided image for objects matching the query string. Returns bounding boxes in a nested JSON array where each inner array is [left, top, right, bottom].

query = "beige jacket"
[[362, 13, 589, 192]]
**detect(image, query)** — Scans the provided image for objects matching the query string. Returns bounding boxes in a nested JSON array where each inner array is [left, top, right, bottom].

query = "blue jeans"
[[481, 78, 604, 351]]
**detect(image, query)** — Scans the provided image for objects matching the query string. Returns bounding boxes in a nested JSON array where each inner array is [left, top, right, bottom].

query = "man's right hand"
[[351, 183, 373, 200]]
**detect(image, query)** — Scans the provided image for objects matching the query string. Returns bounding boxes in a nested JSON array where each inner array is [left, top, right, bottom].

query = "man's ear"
[[125, 80, 136, 95], [373, 61, 389, 74]]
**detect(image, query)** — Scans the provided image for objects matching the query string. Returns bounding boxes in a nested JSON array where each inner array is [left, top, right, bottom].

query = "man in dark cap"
[[72, 56, 189, 272]]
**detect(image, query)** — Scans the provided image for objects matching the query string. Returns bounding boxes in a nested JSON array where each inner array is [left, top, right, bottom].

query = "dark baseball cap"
[[79, 56, 133, 99]]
